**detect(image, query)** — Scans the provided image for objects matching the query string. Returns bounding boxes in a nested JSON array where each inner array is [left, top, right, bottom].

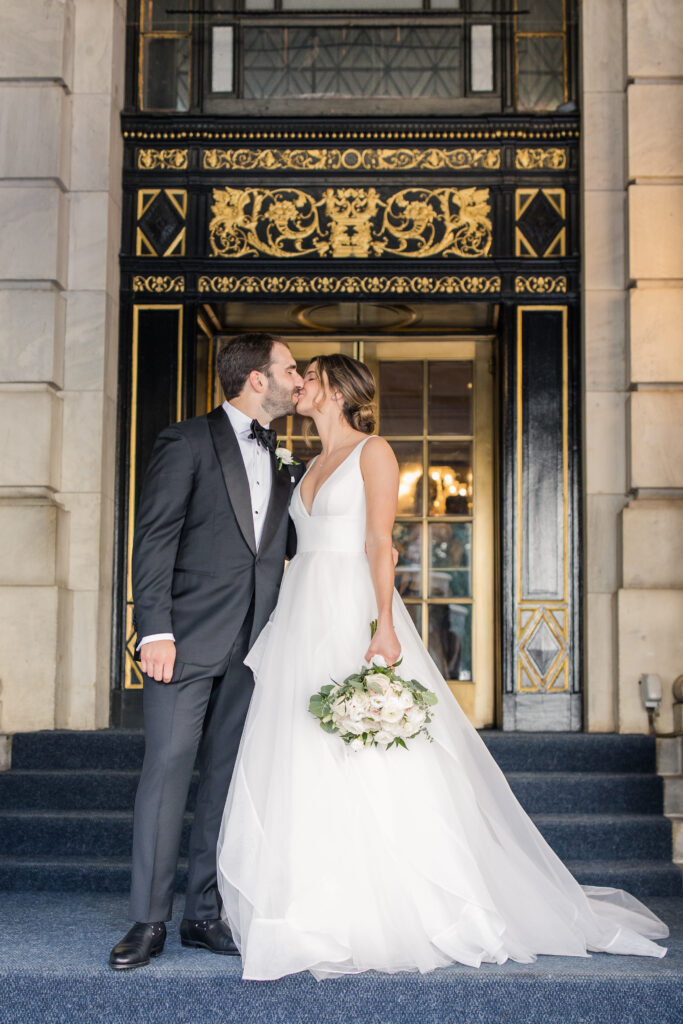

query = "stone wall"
[[0, 0, 125, 733], [582, 0, 683, 733], [618, 0, 683, 733], [0, 0, 679, 736]]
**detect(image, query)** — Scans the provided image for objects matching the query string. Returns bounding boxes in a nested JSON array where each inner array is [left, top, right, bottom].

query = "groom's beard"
[[262, 375, 299, 420]]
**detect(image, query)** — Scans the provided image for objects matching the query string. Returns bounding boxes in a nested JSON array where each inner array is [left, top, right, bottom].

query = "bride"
[[216, 353, 668, 980]]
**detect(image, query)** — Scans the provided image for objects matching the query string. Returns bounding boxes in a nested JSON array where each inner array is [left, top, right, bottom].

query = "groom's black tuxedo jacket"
[[132, 406, 303, 669]]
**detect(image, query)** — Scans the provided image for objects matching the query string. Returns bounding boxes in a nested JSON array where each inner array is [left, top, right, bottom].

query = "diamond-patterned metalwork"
[[515, 188, 565, 257], [243, 26, 463, 100], [517, 605, 568, 692], [136, 189, 187, 257]]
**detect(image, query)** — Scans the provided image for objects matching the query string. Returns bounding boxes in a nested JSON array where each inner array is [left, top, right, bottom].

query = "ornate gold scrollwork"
[[132, 275, 185, 293], [515, 148, 567, 170], [137, 149, 189, 170], [202, 147, 501, 172], [208, 186, 492, 260], [197, 274, 501, 296], [514, 275, 567, 294]]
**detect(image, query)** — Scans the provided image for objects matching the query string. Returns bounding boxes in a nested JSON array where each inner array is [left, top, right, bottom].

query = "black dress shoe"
[[180, 918, 239, 955], [109, 922, 166, 970]]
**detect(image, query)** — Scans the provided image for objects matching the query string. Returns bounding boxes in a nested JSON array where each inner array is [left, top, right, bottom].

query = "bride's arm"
[[360, 437, 402, 665]]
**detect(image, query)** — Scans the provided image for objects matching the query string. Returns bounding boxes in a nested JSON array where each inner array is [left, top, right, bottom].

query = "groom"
[[110, 333, 304, 969]]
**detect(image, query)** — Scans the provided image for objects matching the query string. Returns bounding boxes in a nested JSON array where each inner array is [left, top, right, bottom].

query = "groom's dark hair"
[[217, 333, 282, 400]]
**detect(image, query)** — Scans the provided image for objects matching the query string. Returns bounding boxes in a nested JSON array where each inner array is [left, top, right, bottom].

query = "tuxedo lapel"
[[207, 406, 257, 555], [259, 452, 292, 553]]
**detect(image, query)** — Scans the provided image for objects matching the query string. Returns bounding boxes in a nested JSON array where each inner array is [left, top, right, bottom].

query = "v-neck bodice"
[[291, 436, 372, 554]]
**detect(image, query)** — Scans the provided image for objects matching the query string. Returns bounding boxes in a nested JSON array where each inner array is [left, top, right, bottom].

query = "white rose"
[[381, 696, 403, 723], [374, 730, 395, 745], [405, 705, 427, 726], [275, 447, 295, 465], [340, 718, 363, 735], [349, 738, 364, 752], [397, 689, 414, 710], [346, 694, 366, 717], [365, 672, 391, 694]]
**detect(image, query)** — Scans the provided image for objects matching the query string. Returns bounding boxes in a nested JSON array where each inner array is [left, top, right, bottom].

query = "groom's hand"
[[140, 639, 176, 684]]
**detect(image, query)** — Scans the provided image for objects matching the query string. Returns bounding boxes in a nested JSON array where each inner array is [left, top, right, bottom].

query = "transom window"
[[132, 0, 575, 115]]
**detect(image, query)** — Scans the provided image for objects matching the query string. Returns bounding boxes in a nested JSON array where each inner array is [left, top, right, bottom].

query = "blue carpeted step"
[[0, 770, 198, 811], [0, 856, 187, 894], [10, 730, 145, 770], [480, 732, 656, 773], [0, 893, 681, 1024], [0, 809, 673, 862], [506, 772, 663, 814], [0, 856, 680, 899], [0, 768, 662, 815], [566, 860, 683, 897], [531, 814, 673, 862], [9, 729, 658, 773]]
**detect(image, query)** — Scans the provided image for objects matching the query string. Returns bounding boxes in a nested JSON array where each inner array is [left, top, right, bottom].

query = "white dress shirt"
[[138, 401, 274, 650]]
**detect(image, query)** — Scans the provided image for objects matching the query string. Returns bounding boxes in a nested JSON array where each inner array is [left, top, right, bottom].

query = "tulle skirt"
[[217, 550, 668, 980]]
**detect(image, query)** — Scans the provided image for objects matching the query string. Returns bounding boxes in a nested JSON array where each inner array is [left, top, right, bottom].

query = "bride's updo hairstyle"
[[305, 353, 376, 439]]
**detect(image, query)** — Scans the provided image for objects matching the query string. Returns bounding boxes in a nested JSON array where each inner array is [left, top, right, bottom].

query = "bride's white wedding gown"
[[216, 436, 668, 980]]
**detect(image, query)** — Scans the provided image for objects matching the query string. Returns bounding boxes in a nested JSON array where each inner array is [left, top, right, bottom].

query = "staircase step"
[[10, 730, 145, 770], [0, 770, 197, 811], [9, 729, 657, 773], [480, 732, 656, 773], [566, 860, 683, 897], [531, 813, 673, 862], [506, 772, 662, 814], [0, 769, 662, 815], [0, 855, 679, 899], [0, 809, 673, 862]]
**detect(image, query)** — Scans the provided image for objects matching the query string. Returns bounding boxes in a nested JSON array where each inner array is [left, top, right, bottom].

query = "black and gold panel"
[[121, 114, 580, 303], [501, 304, 581, 730], [115, 113, 582, 729], [115, 305, 184, 719]]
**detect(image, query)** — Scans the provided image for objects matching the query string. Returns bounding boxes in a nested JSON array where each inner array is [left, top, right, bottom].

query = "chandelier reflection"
[[397, 464, 473, 516], [430, 466, 472, 515]]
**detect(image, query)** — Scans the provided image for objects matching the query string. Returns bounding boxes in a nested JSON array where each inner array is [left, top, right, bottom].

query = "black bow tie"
[[249, 419, 277, 453]]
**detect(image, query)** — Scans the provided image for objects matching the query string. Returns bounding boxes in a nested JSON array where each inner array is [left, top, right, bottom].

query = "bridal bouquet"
[[308, 622, 437, 751]]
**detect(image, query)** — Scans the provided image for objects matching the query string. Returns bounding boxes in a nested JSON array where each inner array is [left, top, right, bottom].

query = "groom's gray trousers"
[[128, 605, 254, 924]]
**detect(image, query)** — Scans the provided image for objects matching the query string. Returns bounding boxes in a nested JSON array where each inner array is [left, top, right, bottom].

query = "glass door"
[[265, 336, 496, 728]]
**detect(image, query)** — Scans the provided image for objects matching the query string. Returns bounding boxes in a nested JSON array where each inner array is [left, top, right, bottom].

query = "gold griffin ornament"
[[208, 186, 492, 260]]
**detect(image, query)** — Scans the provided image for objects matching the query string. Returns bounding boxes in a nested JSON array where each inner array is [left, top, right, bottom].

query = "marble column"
[[0, 0, 125, 736], [580, 0, 629, 731]]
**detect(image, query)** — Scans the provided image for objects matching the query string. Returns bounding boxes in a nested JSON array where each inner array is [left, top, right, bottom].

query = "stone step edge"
[[0, 855, 677, 871], [0, 809, 670, 825], [0, 768, 662, 780]]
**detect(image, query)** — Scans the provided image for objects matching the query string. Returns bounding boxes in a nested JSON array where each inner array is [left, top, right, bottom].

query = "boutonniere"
[[275, 445, 299, 471]]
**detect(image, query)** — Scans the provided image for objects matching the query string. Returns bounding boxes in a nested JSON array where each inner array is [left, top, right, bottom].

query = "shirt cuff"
[[137, 633, 175, 651]]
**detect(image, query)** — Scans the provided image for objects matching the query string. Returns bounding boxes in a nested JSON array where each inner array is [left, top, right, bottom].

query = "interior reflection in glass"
[[428, 361, 472, 435], [428, 603, 472, 681], [379, 361, 423, 436], [392, 521, 422, 598], [429, 522, 472, 598], [428, 441, 473, 516], [389, 441, 423, 517]]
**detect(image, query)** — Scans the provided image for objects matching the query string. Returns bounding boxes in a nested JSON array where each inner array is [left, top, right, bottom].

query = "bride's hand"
[[365, 622, 401, 666]]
